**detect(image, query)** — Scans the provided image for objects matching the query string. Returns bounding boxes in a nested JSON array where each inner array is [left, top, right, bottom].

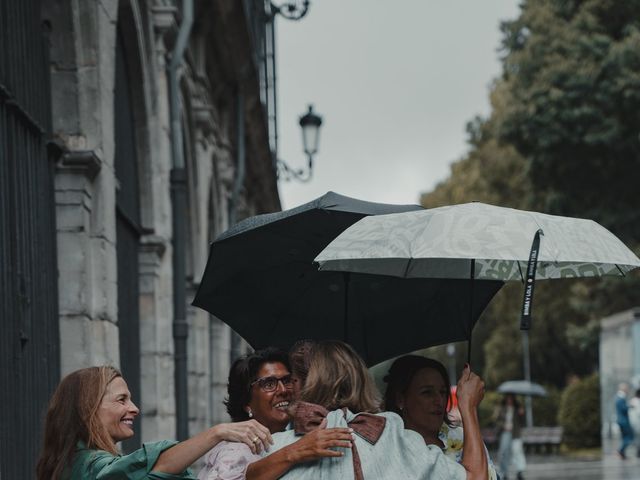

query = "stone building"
[[1, 0, 282, 475]]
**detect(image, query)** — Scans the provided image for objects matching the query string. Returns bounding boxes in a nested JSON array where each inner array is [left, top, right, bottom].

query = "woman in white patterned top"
[[384, 355, 497, 480]]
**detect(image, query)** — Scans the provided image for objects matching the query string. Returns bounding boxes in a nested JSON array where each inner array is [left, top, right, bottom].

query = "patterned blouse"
[[197, 441, 259, 480], [439, 423, 498, 480]]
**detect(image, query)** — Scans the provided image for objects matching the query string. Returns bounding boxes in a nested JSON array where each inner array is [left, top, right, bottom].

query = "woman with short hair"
[[199, 347, 353, 480]]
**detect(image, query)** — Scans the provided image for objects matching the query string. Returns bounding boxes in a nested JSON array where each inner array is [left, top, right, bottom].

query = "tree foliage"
[[498, 0, 640, 242], [558, 374, 601, 447], [420, 0, 640, 390]]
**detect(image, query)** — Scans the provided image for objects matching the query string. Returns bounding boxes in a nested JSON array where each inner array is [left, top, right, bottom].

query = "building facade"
[[1, 0, 281, 475], [599, 308, 640, 439]]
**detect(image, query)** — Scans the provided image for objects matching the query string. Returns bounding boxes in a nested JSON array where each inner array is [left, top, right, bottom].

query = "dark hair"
[[383, 355, 454, 427], [501, 393, 521, 408], [224, 347, 290, 422]]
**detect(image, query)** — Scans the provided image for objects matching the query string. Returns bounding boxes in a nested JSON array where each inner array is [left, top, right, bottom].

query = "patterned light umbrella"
[[315, 202, 640, 352]]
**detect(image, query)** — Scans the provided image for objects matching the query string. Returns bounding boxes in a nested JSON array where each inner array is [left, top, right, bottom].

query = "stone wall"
[[45, 0, 279, 444]]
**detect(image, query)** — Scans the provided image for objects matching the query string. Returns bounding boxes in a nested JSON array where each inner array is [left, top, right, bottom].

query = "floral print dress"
[[439, 423, 498, 480]]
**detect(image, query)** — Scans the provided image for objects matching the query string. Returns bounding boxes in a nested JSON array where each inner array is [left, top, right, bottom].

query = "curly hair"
[[224, 347, 290, 422], [383, 355, 454, 427]]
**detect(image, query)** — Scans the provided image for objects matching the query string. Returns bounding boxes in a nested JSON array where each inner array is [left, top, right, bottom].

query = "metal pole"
[[522, 329, 533, 427], [228, 89, 246, 362], [228, 89, 246, 227], [168, 0, 193, 441]]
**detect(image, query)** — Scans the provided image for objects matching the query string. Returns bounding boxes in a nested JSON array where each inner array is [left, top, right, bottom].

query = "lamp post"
[[278, 104, 322, 182], [522, 330, 534, 427], [267, 1, 319, 181]]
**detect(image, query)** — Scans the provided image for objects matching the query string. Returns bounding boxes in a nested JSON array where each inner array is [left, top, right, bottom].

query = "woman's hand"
[[211, 420, 273, 454], [456, 365, 489, 480], [456, 364, 485, 413], [286, 419, 353, 464], [152, 420, 271, 474], [245, 419, 353, 480]]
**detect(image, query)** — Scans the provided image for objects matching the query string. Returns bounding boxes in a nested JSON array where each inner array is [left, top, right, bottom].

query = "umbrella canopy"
[[315, 202, 640, 281], [192, 192, 503, 365], [497, 380, 547, 397]]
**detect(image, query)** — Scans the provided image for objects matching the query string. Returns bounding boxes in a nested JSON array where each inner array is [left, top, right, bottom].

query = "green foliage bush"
[[532, 385, 561, 426], [558, 374, 601, 448], [478, 391, 502, 428]]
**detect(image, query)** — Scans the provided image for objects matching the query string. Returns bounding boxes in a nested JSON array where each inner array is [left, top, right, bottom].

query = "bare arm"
[[151, 420, 272, 475], [456, 365, 488, 480], [246, 422, 353, 480]]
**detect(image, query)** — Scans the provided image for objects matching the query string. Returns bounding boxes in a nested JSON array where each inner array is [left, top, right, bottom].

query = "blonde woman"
[[36, 366, 271, 479]]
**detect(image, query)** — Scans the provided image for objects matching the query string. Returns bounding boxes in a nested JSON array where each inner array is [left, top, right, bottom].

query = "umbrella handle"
[[467, 260, 475, 365], [520, 229, 543, 330]]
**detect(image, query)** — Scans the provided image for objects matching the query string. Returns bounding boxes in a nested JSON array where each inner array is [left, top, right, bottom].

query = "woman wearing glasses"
[[198, 347, 353, 480]]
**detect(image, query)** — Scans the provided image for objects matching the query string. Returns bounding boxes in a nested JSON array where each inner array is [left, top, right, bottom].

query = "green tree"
[[420, 0, 640, 391], [498, 0, 640, 243], [558, 374, 601, 447]]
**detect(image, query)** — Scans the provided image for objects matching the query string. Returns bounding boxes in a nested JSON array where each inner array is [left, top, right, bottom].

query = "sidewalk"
[[522, 453, 639, 480], [500, 439, 640, 480]]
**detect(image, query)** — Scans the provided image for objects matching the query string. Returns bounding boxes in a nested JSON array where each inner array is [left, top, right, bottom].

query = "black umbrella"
[[192, 191, 503, 365]]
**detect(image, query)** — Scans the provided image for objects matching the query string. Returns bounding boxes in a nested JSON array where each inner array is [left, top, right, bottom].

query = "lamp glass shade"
[[299, 105, 322, 156], [301, 123, 320, 156]]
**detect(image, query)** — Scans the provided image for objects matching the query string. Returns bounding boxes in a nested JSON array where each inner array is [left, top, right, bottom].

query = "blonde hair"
[[36, 366, 122, 479], [300, 340, 381, 413]]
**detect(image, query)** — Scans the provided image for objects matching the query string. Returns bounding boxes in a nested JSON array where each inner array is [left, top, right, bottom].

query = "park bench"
[[481, 426, 563, 453], [521, 426, 563, 453]]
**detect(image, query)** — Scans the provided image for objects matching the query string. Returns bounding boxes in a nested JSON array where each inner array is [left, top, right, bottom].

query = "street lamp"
[[279, 104, 322, 182]]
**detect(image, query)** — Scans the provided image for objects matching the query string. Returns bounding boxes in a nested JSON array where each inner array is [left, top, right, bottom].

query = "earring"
[[247, 409, 253, 418]]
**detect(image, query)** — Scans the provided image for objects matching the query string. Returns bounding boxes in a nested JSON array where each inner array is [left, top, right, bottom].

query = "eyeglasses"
[[250, 374, 294, 392]]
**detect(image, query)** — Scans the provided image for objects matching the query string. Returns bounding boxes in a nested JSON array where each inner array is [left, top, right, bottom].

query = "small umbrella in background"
[[497, 380, 547, 397]]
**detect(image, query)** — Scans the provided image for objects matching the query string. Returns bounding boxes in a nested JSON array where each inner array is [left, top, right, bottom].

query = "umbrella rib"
[[615, 264, 626, 277], [517, 261, 525, 284], [401, 258, 412, 279]]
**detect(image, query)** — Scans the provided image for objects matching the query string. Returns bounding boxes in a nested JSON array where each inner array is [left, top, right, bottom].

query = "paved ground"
[[500, 440, 640, 480]]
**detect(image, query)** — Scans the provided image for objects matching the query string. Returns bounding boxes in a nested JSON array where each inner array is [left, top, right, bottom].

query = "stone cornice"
[[57, 150, 102, 180]]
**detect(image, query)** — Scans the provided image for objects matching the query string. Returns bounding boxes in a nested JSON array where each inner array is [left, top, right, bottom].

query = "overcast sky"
[[275, 0, 520, 210]]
